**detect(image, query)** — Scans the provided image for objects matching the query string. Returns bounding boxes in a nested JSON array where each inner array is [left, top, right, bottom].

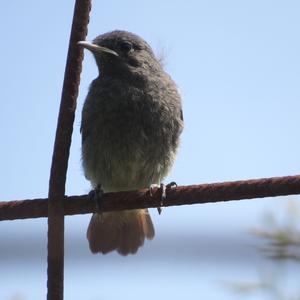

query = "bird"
[[79, 30, 183, 255]]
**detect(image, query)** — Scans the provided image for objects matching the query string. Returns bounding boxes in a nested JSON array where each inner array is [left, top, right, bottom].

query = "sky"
[[0, 1, 300, 299]]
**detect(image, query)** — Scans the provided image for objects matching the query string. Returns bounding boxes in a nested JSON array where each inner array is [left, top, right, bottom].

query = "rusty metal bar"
[[1, 175, 300, 221], [47, 1, 91, 300]]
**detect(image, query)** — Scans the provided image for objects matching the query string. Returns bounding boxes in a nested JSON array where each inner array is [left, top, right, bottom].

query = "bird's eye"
[[119, 41, 134, 53]]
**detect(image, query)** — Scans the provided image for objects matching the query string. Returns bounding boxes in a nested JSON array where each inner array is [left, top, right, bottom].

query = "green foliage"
[[227, 200, 300, 300]]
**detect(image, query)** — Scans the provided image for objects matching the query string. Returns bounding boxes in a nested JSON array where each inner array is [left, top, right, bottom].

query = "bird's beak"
[[78, 41, 119, 56]]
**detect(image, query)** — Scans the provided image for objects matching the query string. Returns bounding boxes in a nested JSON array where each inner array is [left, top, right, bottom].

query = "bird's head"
[[78, 30, 162, 80]]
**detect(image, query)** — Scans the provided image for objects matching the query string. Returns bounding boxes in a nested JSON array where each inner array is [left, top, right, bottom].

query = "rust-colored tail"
[[87, 209, 155, 255]]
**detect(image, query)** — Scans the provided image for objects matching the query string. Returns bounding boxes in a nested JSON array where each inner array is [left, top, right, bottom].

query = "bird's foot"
[[149, 182, 177, 215], [88, 184, 104, 213], [158, 181, 177, 214], [149, 184, 160, 197]]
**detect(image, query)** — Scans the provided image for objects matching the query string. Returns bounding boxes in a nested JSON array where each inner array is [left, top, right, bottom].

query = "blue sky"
[[0, 1, 300, 300]]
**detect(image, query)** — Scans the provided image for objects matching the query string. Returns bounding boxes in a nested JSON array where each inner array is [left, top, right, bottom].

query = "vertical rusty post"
[[47, 1, 91, 299]]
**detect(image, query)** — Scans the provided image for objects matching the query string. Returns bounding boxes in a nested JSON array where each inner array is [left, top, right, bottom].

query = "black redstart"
[[79, 30, 183, 255]]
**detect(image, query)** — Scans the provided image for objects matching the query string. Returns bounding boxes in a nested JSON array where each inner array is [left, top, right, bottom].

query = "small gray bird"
[[79, 30, 183, 255]]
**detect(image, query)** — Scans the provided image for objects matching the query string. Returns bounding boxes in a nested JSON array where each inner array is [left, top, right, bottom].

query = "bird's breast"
[[81, 79, 180, 190]]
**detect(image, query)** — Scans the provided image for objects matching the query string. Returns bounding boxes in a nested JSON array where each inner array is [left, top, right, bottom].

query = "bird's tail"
[[87, 209, 155, 255]]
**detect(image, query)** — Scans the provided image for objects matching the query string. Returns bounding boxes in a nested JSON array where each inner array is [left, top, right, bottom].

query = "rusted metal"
[[1, 175, 300, 222], [0, 1, 298, 299], [47, 1, 91, 300]]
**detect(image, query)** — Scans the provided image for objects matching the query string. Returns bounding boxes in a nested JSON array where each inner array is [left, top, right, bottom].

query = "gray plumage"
[[80, 30, 183, 255]]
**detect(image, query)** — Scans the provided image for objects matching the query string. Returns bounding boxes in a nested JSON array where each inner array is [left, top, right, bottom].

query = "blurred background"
[[0, 1, 300, 299]]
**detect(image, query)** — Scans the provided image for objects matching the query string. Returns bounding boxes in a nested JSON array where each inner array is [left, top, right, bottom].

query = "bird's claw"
[[149, 184, 160, 197], [88, 184, 104, 213], [158, 182, 177, 215]]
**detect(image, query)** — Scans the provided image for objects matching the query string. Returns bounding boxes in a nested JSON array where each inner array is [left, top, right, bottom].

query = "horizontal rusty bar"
[[1, 174, 300, 221]]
